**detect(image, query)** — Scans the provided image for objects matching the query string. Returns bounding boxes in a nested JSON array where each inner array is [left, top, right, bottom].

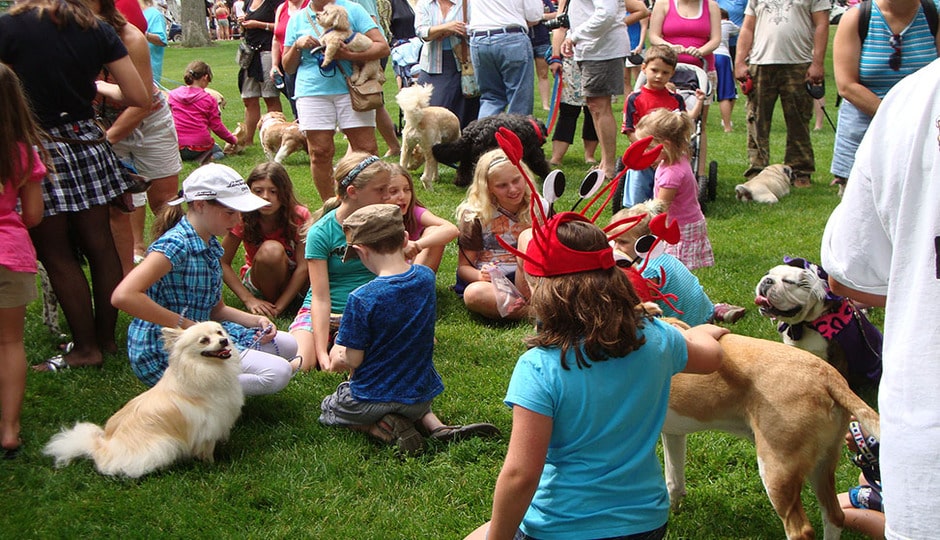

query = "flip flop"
[[428, 423, 501, 443], [289, 355, 303, 375], [33, 355, 70, 372]]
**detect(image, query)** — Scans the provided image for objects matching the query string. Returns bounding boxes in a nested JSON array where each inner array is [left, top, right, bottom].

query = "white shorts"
[[296, 94, 376, 131], [110, 97, 182, 180]]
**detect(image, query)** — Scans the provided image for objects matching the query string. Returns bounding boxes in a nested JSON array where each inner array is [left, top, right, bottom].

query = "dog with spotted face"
[[755, 257, 883, 388], [43, 322, 245, 478]]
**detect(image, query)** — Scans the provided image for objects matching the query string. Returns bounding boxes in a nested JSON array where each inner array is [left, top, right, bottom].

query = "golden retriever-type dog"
[[317, 3, 383, 85], [396, 83, 461, 190], [223, 121, 250, 156], [663, 325, 879, 540], [257, 111, 308, 164], [43, 322, 244, 478], [735, 164, 793, 204]]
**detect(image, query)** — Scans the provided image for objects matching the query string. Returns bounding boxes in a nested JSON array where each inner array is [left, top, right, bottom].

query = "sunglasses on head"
[[889, 33, 902, 71]]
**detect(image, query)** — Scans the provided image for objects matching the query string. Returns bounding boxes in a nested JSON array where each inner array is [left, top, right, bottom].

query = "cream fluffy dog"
[[735, 164, 793, 204], [43, 322, 244, 478], [317, 3, 383, 85], [257, 112, 308, 164], [663, 326, 880, 540], [396, 83, 461, 190]]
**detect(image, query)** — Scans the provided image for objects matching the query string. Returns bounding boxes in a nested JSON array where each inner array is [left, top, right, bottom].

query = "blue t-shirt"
[[127, 216, 257, 386], [143, 6, 167, 83], [285, 0, 379, 97], [336, 265, 444, 404], [642, 253, 715, 326], [304, 208, 377, 313], [505, 317, 687, 539]]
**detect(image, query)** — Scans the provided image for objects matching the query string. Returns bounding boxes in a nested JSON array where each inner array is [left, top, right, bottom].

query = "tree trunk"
[[181, 0, 211, 47]]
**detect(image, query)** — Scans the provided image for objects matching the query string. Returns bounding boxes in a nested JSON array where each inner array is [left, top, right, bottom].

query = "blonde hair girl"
[[290, 152, 392, 371], [454, 149, 538, 321], [635, 108, 713, 270]]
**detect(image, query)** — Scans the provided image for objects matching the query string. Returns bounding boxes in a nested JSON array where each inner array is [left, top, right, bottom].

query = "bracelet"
[[176, 307, 188, 328], [547, 56, 563, 66]]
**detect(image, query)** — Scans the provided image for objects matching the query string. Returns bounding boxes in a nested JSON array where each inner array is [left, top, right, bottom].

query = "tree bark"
[[181, 0, 211, 47]]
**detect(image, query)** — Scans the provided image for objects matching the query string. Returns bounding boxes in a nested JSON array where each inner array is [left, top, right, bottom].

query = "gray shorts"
[[241, 50, 280, 99], [579, 57, 626, 97], [319, 381, 433, 426]]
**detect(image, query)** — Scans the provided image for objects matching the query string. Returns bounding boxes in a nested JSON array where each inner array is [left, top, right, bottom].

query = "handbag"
[[457, 0, 480, 98], [236, 40, 257, 70], [337, 62, 384, 111]]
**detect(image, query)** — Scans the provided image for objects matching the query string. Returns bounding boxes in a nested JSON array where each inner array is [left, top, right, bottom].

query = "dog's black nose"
[[219, 338, 229, 347]]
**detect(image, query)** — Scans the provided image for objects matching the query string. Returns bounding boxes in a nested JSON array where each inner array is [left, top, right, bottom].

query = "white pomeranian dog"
[[43, 322, 245, 478]]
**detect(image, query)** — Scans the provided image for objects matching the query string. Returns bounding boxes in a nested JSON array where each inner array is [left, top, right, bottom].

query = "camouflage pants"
[[744, 63, 815, 179]]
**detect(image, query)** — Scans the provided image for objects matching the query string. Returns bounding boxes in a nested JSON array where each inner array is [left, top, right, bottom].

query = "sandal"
[[427, 423, 501, 443], [289, 355, 303, 375], [2, 440, 22, 460], [376, 414, 425, 456], [33, 355, 70, 372]]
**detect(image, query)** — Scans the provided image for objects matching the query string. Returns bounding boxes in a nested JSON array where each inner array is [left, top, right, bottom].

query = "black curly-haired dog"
[[431, 114, 550, 187]]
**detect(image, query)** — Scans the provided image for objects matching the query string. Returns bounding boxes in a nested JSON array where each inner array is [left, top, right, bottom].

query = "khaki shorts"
[[0, 267, 37, 308], [319, 381, 433, 426], [240, 50, 280, 99], [579, 57, 627, 97]]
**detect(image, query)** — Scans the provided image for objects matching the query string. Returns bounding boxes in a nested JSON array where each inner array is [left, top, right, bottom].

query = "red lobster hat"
[[493, 127, 663, 277]]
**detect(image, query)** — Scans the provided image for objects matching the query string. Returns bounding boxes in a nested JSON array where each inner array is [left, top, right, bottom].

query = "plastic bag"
[[488, 265, 526, 318]]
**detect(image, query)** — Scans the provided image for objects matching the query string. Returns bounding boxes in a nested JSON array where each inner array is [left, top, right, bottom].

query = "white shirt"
[[567, 0, 629, 62], [821, 58, 940, 540], [467, 0, 543, 32], [233, 0, 246, 19], [744, 0, 829, 64]]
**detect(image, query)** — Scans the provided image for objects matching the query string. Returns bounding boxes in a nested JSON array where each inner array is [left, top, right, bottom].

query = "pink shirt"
[[0, 143, 45, 273], [274, 0, 311, 47], [654, 157, 704, 226], [661, 0, 715, 69]]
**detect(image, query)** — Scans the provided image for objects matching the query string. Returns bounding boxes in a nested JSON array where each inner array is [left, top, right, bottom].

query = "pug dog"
[[735, 164, 793, 204], [754, 257, 883, 388]]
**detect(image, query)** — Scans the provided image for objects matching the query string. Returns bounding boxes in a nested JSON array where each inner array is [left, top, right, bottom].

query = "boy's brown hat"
[[342, 204, 405, 262]]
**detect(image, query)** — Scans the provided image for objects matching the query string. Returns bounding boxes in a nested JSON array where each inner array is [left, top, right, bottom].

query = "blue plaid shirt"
[[127, 216, 255, 386]]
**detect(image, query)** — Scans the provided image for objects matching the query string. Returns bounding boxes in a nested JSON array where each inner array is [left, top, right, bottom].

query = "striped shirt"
[[859, 1, 938, 97], [415, 0, 466, 74]]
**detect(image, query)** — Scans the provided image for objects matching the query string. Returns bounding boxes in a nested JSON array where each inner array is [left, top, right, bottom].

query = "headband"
[[491, 127, 663, 277], [339, 155, 380, 189]]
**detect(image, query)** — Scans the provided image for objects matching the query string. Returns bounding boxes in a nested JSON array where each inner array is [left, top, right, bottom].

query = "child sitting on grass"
[[320, 204, 499, 456], [387, 164, 459, 273], [610, 201, 745, 324]]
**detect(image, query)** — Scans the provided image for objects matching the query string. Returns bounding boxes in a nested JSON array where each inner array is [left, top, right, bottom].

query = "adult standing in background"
[[468, 0, 543, 118], [139, 0, 168, 84], [0, 0, 149, 371], [734, 0, 829, 186], [821, 58, 940, 540], [414, 0, 476, 126], [240, 0, 284, 146], [716, 0, 746, 59], [282, 0, 389, 201], [560, 0, 643, 179], [830, 0, 940, 189], [530, 0, 557, 111], [648, 0, 721, 180], [271, 0, 310, 120]]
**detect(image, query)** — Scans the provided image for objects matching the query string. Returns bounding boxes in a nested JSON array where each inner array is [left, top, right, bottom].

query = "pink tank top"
[[274, 0, 311, 46], [661, 0, 714, 70]]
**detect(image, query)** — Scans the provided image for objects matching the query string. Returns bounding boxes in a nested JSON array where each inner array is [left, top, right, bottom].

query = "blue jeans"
[[470, 31, 534, 118]]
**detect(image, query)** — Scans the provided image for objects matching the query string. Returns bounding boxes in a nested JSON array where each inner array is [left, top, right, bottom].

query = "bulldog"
[[754, 257, 883, 388]]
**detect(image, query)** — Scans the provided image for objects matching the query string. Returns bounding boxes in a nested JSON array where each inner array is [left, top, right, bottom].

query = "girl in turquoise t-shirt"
[[467, 217, 727, 540], [289, 152, 391, 371]]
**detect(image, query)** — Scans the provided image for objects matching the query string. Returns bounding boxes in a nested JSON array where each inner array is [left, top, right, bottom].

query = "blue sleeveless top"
[[859, 1, 938, 97]]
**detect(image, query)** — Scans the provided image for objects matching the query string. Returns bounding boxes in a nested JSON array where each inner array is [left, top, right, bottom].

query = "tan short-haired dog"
[[257, 112, 308, 164], [43, 322, 245, 478], [663, 325, 879, 540], [735, 164, 793, 204]]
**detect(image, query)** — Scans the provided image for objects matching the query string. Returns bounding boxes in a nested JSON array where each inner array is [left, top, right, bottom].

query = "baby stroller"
[[390, 37, 422, 134], [613, 62, 719, 213]]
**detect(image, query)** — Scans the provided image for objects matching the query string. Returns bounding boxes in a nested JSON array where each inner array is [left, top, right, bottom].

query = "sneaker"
[[377, 414, 425, 457], [713, 303, 746, 323]]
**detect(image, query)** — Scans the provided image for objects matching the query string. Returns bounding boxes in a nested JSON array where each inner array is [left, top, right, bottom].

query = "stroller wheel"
[[696, 174, 708, 213], [708, 161, 718, 201]]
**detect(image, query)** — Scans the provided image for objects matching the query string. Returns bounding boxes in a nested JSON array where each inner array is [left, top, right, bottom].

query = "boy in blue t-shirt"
[[320, 204, 499, 455]]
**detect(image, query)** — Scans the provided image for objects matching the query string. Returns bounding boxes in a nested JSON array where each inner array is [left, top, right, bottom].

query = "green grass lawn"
[[4, 39, 877, 539]]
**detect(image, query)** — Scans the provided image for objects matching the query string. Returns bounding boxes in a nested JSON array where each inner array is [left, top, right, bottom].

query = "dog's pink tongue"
[[755, 295, 772, 308]]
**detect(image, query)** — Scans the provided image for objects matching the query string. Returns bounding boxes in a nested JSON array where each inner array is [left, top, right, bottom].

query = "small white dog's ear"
[[162, 326, 184, 348]]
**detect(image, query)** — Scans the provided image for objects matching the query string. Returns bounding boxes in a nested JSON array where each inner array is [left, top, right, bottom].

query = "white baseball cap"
[[167, 163, 270, 212]]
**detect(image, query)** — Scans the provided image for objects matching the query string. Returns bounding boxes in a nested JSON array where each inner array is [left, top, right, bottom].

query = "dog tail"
[[43, 422, 104, 468], [827, 375, 880, 440], [395, 83, 432, 120]]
